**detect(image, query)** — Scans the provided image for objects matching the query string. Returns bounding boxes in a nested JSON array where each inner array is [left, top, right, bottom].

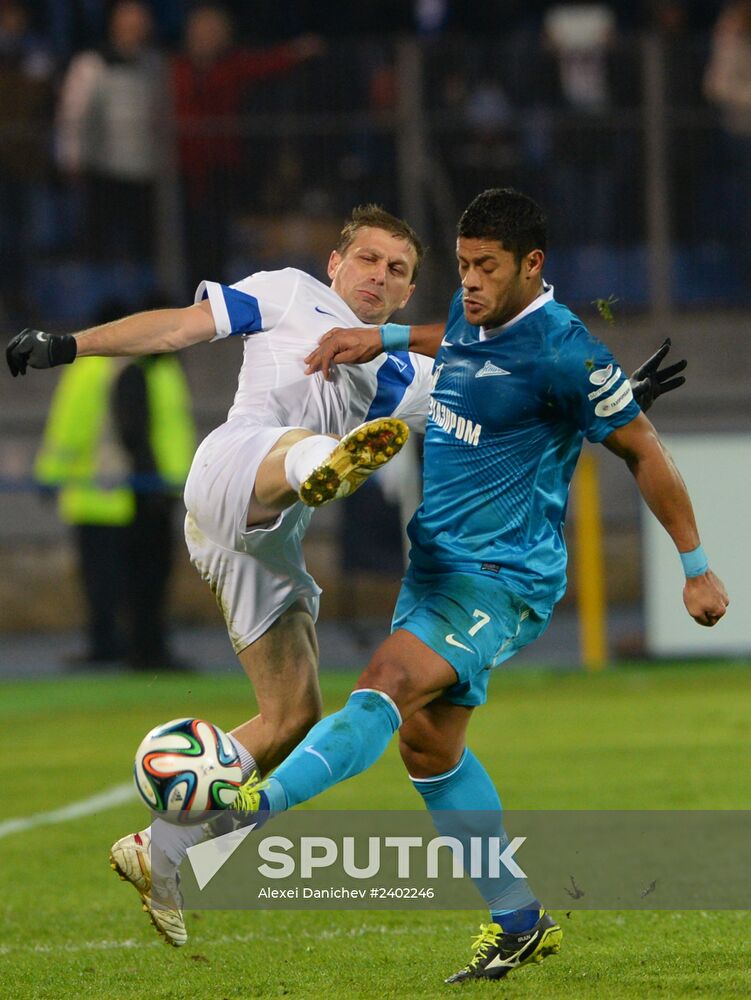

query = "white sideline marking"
[[0, 923, 442, 956], [0, 782, 136, 841]]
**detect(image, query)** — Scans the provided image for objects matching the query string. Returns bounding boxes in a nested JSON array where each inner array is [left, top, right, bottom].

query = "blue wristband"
[[380, 323, 411, 352], [680, 545, 709, 578]]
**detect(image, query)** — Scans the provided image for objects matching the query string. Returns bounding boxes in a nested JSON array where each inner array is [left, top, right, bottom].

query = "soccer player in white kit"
[[6, 205, 433, 944]]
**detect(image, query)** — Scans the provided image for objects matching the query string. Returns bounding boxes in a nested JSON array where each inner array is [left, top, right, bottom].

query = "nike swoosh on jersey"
[[445, 634, 472, 652], [475, 361, 511, 377], [314, 306, 337, 317], [388, 354, 408, 373]]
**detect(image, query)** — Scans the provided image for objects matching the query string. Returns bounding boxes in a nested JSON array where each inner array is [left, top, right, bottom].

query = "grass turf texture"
[[1, 662, 750, 999]]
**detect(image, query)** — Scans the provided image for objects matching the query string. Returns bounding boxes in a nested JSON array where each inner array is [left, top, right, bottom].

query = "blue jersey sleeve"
[[547, 322, 641, 442]]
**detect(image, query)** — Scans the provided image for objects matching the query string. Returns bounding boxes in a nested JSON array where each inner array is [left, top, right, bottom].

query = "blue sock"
[[411, 748, 540, 932], [263, 689, 401, 811], [490, 906, 540, 934]]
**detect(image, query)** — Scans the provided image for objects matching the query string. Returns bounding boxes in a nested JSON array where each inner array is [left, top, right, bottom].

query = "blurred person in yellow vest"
[[34, 300, 196, 670]]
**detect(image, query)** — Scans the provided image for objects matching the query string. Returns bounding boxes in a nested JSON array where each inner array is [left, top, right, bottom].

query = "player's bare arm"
[[6, 300, 216, 376], [603, 413, 729, 627], [304, 322, 445, 379], [76, 299, 216, 356]]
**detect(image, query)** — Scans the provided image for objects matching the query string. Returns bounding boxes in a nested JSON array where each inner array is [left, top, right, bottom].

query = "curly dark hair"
[[336, 204, 425, 280], [458, 188, 547, 261]]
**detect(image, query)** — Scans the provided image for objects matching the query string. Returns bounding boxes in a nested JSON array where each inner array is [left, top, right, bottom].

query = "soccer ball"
[[133, 718, 243, 824]]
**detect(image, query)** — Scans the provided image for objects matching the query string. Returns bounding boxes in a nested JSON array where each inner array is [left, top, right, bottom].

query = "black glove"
[[629, 338, 686, 413], [6, 328, 77, 377]]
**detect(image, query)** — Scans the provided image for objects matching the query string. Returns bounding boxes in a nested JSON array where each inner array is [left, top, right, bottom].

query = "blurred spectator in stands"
[[704, 0, 751, 275], [55, 1, 164, 270], [458, 77, 520, 202], [540, 3, 640, 245], [545, 2, 617, 116], [0, 0, 53, 324], [171, 3, 323, 289], [41, 0, 182, 61], [651, 0, 708, 244], [705, 1, 751, 132], [415, 0, 450, 35], [34, 299, 196, 671]]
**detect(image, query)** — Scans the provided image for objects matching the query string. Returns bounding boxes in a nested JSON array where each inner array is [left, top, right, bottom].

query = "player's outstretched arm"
[[629, 338, 686, 412], [305, 323, 444, 379], [603, 413, 729, 627], [6, 300, 216, 377]]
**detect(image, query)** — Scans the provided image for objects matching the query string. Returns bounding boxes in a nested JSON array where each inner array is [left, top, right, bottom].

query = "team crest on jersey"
[[589, 363, 614, 386], [475, 360, 511, 378]]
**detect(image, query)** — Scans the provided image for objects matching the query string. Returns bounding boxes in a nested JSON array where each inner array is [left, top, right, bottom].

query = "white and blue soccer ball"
[[133, 717, 243, 824]]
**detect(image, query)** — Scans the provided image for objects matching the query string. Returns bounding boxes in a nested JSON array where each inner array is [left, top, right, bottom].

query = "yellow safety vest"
[[34, 356, 196, 526]]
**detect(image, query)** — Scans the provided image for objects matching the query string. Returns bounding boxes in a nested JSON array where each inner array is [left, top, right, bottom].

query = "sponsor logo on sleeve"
[[588, 365, 622, 401], [594, 380, 634, 417], [589, 363, 613, 386]]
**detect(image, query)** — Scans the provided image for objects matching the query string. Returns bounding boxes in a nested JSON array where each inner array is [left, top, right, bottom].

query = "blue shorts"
[[391, 569, 551, 707]]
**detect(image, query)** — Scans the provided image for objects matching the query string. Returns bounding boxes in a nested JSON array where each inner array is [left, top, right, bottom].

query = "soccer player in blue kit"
[[234, 189, 729, 983], [6, 195, 686, 954]]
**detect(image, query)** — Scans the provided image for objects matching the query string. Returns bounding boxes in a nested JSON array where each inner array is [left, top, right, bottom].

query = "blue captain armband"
[[680, 545, 709, 578], [380, 323, 411, 352]]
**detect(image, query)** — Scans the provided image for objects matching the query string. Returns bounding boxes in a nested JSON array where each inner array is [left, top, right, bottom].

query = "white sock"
[[228, 733, 258, 781], [283, 435, 338, 493], [150, 817, 206, 868]]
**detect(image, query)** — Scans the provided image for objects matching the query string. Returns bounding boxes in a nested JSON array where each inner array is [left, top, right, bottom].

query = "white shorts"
[[183, 418, 321, 653]]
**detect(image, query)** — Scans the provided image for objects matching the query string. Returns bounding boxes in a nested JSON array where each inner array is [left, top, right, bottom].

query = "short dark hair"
[[457, 188, 547, 260], [336, 204, 425, 280]]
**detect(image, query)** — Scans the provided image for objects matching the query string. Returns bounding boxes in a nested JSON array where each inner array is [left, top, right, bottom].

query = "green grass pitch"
[[1, 661, 750, 999]]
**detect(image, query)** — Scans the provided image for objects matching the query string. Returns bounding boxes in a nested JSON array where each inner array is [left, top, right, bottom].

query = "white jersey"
[[196, 267, 431, 435]]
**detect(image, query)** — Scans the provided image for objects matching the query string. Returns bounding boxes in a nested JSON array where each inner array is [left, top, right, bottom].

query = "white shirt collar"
[[479, 282, 554, 341]]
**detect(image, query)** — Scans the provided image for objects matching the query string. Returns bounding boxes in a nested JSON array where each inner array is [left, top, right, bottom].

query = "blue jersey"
[[407, 285, 641, 613]]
